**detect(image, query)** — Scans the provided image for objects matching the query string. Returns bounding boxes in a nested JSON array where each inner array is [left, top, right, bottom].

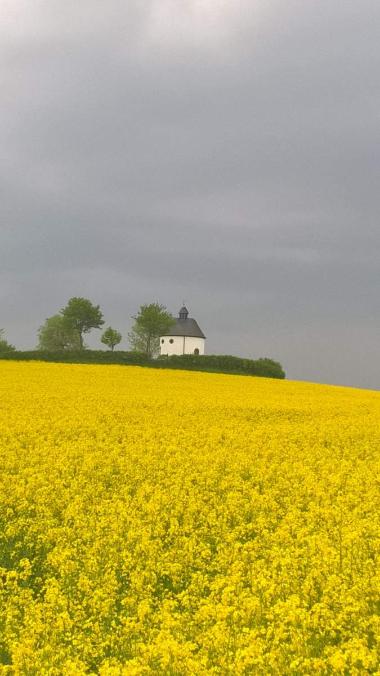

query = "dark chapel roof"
[[161, 307, 206, 339]]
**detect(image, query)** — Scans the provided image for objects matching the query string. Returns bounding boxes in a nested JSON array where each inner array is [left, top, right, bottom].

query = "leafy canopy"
[[101, 327, 122, 351], [61, 297, 104, 349], [38, 315, 81, 352], [0, 329, 15, 353], [128, 303, 174, 357]]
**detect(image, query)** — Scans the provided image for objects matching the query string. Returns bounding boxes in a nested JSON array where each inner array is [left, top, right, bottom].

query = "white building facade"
[[160, 306, 206, 356]]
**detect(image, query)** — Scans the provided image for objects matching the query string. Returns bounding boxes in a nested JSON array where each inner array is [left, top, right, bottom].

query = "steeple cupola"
[[179, 306, 189, 320]]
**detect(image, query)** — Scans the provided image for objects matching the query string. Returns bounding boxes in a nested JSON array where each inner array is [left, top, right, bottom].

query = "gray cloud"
[[1, 0, 380, 388]]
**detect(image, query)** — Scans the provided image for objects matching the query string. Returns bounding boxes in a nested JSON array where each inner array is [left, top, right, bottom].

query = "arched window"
[[169, 338, 174, 344], [194, 348, 199, 355], [161, 339, 164, 344]]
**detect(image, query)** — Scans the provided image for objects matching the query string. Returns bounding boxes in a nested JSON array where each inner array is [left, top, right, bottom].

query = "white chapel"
[[160, 306, 206, 356]]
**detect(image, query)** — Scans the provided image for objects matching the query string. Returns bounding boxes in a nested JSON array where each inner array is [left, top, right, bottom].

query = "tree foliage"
[[60, 297, 104, 349], [128, 303, 174, 357], [38, 315, 81, 352], [101, 327, 122, 351], [0, 329, 15, 353]]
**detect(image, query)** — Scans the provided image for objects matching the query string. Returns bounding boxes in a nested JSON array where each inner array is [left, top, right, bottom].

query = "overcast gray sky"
[[1, 0, 379, 388]]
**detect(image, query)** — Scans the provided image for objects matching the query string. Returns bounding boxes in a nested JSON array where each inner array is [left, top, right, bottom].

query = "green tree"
[[0, 329, 15, 353], [61, 297, 104, 349], [128, 303, 174, 358], [101, 326, 122, 351], [37, 315, 81, 351]]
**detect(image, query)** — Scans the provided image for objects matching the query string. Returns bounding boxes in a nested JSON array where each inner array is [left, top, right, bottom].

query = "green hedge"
[[0, 350, 285, 379], [0, 350, 147, 365], [156, 354, 285, 379]]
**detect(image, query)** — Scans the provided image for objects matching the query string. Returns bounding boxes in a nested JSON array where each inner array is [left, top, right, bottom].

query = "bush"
[[0, 350, 285, 379], [0, 350, 147, 365], [0, 333, 16, 353], [157, 354, 285, 378]]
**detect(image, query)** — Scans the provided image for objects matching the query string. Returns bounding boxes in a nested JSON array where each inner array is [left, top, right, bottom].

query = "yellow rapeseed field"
[[0, 361, 379, 675]]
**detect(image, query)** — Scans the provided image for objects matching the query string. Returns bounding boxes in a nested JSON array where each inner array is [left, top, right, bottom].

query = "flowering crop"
[[0, 361, 379, 674]]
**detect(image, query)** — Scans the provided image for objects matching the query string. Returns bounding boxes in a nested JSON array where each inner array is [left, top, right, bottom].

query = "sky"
[[1, 0, 379, 389]]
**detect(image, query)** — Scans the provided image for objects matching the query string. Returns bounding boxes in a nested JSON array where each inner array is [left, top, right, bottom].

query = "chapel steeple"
[[179, 306, 189, 320]]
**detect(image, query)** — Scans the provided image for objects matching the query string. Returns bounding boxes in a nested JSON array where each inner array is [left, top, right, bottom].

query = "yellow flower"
[[0, 360, 379, 673]]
